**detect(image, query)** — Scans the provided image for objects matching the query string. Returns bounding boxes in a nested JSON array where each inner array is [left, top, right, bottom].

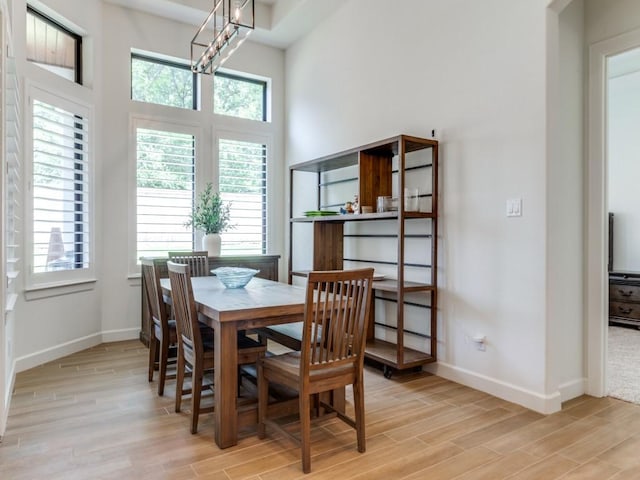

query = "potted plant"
[[185, 183, 233, 256]]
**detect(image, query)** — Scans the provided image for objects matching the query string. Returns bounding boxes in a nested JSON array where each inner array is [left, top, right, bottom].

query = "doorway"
[[587, 28, 640, 400], [605, 46, 640, 404]]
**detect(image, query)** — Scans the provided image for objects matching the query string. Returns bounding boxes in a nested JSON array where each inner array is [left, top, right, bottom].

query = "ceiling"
[[102, 0, 344, 49]]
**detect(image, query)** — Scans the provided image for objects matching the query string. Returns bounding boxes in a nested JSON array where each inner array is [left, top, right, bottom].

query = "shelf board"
[[372, 280, 435, 293], [365, 338, 435, 369], [291, 211, 435, 223]]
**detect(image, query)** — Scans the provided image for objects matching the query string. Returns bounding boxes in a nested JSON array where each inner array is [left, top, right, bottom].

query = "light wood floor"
[[1, 340, 640, 479]]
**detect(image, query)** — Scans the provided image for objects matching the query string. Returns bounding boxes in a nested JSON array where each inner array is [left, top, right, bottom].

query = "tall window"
[[136, 127, 195, 260], [214, 72, 266, 121], [26, 6, 82, 84], [219, 138, 267, 254], [31, 96, 90, 275], [131, 53, 197, 110]]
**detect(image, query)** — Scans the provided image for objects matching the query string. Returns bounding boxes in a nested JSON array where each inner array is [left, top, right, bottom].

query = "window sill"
[[25, 278, 97, 301]]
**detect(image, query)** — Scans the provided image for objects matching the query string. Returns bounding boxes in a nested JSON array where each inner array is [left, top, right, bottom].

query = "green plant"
[[186, 183, 233, 234]]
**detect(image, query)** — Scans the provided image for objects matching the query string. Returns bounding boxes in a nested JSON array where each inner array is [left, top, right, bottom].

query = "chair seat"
[[257, 322, 323, 351], [262, 351, 356, 384]]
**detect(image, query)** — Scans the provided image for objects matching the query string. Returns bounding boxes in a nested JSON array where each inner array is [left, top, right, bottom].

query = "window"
[[26, 6, 82, 84], [136, 127, 195, 260], [131, 53, 197, 110], [218, 138, 267, 254], [30, 94, 90, 277], [214, 72, 266, 121]]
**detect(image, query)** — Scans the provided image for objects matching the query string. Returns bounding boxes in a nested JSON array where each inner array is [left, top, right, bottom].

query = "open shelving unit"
[[288, 134, 439, 377]]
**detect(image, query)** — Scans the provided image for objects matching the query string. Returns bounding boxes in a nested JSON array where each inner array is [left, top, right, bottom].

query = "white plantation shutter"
[[218, 138, 266, 254], [31, 98, 90, 274], [136, 128, 195, 260]]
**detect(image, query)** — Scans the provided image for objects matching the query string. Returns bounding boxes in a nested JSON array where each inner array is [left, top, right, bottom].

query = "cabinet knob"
[[618, 306, 633, 315], [618, 289, 634, 297]]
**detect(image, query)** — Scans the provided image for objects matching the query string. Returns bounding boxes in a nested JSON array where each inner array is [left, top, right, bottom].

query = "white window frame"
[[25, 84, 95, 290], [128, 115, 203, 275], [214, 129, 273, 255]]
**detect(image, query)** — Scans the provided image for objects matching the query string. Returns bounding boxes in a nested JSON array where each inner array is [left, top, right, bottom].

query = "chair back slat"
[[168, 251, 210, 277], [141, 258, 169, 332], [167, 261, 202, 360], [302, 269, 374, 374]]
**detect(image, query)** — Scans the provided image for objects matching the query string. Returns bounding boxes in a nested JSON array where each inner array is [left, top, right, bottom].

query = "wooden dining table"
[[160, 275, 344, 448]]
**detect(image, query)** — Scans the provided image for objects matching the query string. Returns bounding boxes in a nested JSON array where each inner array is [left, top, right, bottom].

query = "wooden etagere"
[[288, 134, 438, 377]]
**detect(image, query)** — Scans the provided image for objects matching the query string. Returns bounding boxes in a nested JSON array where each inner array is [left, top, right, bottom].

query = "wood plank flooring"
[[1, 340, 640, 479]]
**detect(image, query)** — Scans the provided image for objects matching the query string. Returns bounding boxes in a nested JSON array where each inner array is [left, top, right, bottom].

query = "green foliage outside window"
[[131, 56, 194, 109], [214, 74, 265, 121]]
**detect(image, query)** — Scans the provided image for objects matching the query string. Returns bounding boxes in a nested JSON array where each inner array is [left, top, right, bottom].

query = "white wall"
[[286, 0, 562, 412], [608, 68, 640, 272], [586, 0, 640, 45]]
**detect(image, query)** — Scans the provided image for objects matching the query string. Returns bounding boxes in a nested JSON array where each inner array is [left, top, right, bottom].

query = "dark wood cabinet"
[[288, 135, 438, 376], [140, 255, 280, 345], [609, 272, 640, 328]]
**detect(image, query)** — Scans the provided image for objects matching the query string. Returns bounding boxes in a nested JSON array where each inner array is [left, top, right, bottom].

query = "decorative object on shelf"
[[377, 195, 392, 213], [303, 210, 338, 217], [212, 267, 259, 288], [185, 182, 233, 256], [352, 194, 360, 214], [361, 205, 373, 214], [190, 0, 255, 75]]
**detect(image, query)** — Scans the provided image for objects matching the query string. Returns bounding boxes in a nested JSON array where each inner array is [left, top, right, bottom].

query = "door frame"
[[586, 27, 640, 397]]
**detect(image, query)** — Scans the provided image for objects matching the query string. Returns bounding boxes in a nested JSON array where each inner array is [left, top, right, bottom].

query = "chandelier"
[[191, 0, 255, 74]]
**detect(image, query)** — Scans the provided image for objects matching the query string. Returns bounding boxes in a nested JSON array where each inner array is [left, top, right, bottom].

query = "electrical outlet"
[[472, 334, 486, 351]]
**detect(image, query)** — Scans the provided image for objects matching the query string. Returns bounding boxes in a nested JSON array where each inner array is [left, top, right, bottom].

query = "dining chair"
[[168, 251, 210, 277], [257, 268, 374, 473], [167, 261, 267, 434], [141, 258, 177, 396]]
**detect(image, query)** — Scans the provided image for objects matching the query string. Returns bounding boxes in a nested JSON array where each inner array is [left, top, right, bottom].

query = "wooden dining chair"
[[142, 258, 177, 396], [257, 268, 374, 473], [168, 251, 210, 277], [167, 261, 267, 434]]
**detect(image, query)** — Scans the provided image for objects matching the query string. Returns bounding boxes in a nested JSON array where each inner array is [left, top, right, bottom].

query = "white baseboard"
[[558, 377, 587, 402], [14, 328, 141, 374], [101, 327, 140, 343], [15, 333, 103, 373], [424, 362, 564, 414]]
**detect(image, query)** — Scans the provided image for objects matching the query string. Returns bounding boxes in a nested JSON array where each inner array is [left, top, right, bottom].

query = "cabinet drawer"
[[610, 301, 640, 320], [609, 284, 640, 302]]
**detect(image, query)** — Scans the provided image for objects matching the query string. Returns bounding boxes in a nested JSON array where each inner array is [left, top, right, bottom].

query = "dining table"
[[160, 275, 345, 448]]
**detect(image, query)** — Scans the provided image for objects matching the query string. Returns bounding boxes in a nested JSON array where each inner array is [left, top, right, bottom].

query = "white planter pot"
[[202, 233, 221, 256]]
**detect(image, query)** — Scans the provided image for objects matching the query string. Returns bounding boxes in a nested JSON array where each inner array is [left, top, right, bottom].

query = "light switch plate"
[[506, 198, 522, 217]]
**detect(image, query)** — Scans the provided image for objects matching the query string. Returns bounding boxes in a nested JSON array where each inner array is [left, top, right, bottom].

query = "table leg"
[[214, 321, 238, 448]]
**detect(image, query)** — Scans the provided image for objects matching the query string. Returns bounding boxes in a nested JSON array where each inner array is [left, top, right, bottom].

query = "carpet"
[[608, 325, 640, 404]]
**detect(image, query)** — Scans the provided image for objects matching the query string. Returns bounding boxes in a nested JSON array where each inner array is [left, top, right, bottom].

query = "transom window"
[[214, 72, 266, 121], [131, 53, 197, 110], [26, 6, 82, 84]]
